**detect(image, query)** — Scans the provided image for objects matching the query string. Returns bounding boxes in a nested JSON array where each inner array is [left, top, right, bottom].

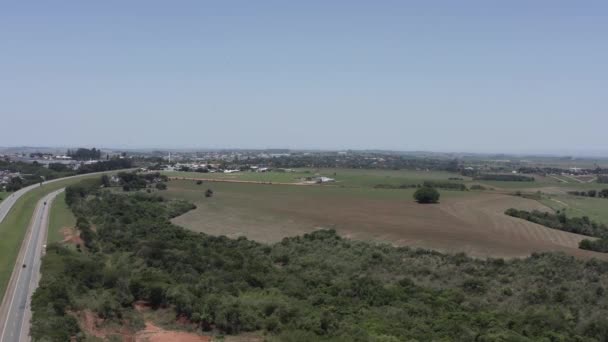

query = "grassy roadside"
[[0, 174, 107, 302], [48, 192, 76, 244]]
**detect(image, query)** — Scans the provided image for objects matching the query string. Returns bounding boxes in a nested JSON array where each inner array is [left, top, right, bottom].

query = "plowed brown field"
[[167, 181, 607, 259]]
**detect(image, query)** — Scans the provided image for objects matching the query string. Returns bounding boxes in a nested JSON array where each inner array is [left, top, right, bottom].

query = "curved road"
[[0, 170, 132, 342], [0, 170, 114, 223], [0, 190, 62, 342]]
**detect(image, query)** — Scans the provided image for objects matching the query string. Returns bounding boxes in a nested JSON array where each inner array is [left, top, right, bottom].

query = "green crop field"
[[48, 192, 76, 244], [541, 194, 608, 225], [470, 175, 603, 192]]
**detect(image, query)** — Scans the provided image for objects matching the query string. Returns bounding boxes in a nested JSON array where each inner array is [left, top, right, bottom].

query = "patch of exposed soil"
[[135, 322, 210, 342], [61, 226, 84, 245], [77, 308, 212, 342]]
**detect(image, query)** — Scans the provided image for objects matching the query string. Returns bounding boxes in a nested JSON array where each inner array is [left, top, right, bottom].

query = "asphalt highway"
[[0, 189, 62, 342], [0, 169, 132, 342]]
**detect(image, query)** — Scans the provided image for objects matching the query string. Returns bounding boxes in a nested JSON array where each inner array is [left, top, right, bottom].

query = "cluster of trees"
[[505, 209, 608, 239], [568, 189, 608, 198], [579, 239, 608, 253], [1, 159, 133, 192], [517, 166, 570, 175], [31, 178, 608, 341], [0, 160, 72, 191], [474, 174, 535, 182], [422, 180, 467, 191], [76, 158, 132, 174], [107, 172, 169, 191], [67, 148, 102, 160], [373, 183, 419, 189], [413, 187, 440, 203]]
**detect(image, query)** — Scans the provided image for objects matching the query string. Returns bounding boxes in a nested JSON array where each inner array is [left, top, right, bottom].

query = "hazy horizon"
[[2, 1, 607, 153]]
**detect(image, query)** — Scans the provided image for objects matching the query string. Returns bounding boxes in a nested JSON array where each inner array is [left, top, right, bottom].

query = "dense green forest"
[[31, 178, 608, 341]]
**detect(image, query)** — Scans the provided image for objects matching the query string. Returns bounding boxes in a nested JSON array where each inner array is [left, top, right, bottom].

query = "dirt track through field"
[[169, 182, 608, 259]]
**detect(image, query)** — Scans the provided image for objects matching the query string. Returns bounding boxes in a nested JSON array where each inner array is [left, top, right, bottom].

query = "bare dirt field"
[[166, 180, 608, 259]]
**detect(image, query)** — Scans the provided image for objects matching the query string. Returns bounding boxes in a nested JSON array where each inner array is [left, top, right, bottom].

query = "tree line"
[[474, 174, 535, 182], [568, 189, 608, 198], [505, 208, 608, 253]]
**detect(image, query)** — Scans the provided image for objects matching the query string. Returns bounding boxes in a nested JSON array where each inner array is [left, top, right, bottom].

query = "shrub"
[[413, 187, 440, 204], [580, 238, 608, 253]]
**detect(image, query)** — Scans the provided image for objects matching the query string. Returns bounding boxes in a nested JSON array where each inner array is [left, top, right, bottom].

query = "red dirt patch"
[[80, 310, 105, 338], [61, 226, 84, 245], [135, 322, 210, 342]]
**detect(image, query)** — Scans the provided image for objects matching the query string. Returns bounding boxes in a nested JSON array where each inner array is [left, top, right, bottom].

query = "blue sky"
[[1, 1, 607, 154]]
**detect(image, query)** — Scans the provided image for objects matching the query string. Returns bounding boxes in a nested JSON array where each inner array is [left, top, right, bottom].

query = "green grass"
[[540, 194, 608, 225], [0, 173, 116, 302], [471, 174, 603, 191], [0, 191, 8, 204], [48, 192, 76, 244], [163, 168, 606, 193]]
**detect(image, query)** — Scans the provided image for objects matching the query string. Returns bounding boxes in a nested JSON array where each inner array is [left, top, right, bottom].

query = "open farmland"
[[162, 168, 472, 187], [163, 168, 606, 193], [164, 179, 607, 259], [541, 194, 608, 225]]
